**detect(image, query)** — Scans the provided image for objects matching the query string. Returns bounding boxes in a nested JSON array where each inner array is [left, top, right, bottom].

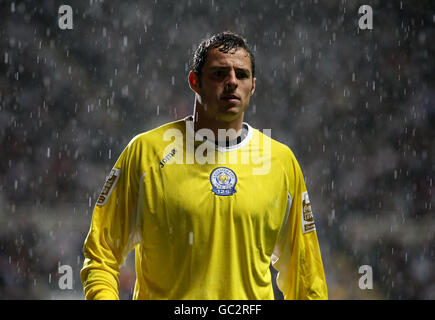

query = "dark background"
[[0, 0, 433, 299]]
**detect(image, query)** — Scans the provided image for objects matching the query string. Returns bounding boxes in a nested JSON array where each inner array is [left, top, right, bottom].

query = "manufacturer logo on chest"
[[160, 148, 177, 168]]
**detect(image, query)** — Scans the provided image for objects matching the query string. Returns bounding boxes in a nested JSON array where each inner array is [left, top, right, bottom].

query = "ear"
[[188, 71, 201, 95], [250, 77, 256, 96]]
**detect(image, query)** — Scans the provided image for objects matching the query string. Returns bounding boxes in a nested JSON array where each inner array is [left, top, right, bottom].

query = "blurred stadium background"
[[0, 0, 434, 299]]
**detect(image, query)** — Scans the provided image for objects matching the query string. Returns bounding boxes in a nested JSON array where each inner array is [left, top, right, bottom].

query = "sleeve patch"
[[96, 168, 121, 206], [302, 191, 316, 234]]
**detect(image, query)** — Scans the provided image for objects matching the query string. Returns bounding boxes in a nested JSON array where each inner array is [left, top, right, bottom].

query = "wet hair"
[[191, 31, 255, 85]]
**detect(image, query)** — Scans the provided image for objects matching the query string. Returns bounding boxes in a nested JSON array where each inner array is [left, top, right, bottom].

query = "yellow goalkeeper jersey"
[[80, 116, 328, 300]]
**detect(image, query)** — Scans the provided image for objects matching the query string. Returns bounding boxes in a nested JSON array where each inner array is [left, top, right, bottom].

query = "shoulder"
[[129, 118, 186, 147], [250, 126, 298, 161], [117, 118, 186, 166], [124, 118, 186, 154], [249, 125, 303, 175]]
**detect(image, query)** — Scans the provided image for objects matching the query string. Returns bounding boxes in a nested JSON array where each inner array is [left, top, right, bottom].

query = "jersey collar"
[[184, 116, 253, 153]]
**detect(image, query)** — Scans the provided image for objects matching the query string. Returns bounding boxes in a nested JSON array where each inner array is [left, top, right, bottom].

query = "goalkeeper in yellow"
[[80, 32, 328, 300]]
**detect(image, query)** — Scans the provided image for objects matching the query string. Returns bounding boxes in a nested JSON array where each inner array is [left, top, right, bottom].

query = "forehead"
[[204, 47, 252, 71]]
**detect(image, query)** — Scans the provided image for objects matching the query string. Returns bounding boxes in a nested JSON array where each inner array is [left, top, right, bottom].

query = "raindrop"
[[122, 85, 129, 96], [189, 232, 193, 245]]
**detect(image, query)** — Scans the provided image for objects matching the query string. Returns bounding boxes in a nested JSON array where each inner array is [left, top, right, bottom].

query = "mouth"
[[220, 94, 240, 104]]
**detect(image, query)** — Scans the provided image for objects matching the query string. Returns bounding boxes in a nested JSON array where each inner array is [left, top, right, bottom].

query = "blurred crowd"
[[0, 0, 433, 299]]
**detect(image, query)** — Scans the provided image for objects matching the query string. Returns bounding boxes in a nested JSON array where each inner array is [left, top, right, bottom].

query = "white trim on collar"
[[184, 116, 253, 153]]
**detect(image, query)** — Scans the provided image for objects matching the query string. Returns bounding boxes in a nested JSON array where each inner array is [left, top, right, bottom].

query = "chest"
[[141, 162, 288, 233]]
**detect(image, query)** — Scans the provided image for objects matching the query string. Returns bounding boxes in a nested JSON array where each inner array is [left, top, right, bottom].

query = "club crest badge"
[[210, 167, 237, 196]]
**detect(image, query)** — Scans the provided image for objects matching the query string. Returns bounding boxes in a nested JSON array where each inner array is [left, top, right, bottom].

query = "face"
[[189, 47, 256, 123]]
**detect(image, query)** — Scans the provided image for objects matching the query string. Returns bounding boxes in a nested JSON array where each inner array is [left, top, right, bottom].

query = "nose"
[[224, 70, 238, 92]]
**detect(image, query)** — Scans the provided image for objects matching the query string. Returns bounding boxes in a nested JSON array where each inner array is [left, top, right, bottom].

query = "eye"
[[236, 71, 249, 79], [213, 70, 226, 77]]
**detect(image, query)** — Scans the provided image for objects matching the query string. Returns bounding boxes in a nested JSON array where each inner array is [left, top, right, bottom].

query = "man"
[[80, 31, 328, 300]]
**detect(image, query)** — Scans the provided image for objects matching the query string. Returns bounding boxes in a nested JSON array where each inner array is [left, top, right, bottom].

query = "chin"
[[215, 111, 243, 123]]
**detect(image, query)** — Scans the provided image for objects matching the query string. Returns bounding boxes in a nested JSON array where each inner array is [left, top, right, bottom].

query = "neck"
[[192, 103, 244, 142]]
